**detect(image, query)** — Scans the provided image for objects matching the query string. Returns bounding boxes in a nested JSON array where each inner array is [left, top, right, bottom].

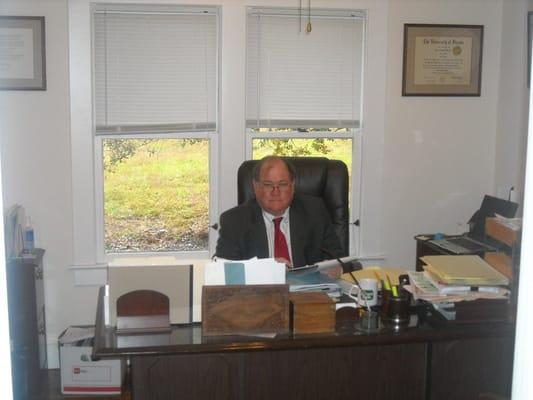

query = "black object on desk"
[[415, 195, 519, 270], [415, 234, 491, 271]]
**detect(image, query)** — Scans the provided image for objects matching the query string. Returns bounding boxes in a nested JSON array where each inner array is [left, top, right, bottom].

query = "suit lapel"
[[250, 201, 269, 259], [289, 198, 308, 268]]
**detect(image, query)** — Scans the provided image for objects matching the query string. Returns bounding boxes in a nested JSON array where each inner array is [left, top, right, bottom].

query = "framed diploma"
[[0, 16, 46, 90], [402, 24, 483, 96]]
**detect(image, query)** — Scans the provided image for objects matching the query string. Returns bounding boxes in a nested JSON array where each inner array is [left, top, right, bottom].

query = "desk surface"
[[94, 287, 514, 360], [94, 288, 515, 400]]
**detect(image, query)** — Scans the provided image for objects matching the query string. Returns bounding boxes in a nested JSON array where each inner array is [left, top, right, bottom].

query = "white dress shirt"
[[261, 208, 293, 263]]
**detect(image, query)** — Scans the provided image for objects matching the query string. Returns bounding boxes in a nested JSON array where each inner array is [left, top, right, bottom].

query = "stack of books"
[[421, 255, 508, 296], [421, 255, 509, 287], [407, 255, 510, 322]]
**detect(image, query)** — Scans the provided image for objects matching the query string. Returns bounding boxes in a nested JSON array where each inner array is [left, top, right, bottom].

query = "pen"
[[391, 285, 399, 297], [384, 274, 392, 291]]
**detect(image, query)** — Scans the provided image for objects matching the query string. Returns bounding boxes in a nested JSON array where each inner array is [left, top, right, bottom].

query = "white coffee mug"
[[348, 278, 378, 307]]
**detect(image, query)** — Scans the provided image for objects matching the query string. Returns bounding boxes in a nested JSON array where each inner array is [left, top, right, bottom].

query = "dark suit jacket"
[[215, 194, 343, 268]]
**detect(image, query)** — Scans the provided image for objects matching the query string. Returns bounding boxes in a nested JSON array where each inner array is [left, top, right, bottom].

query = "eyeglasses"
[[258, 181, 292, 191]]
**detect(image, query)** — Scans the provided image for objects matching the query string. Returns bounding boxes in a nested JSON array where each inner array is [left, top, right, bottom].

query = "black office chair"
[[237, 156, 351, 258]]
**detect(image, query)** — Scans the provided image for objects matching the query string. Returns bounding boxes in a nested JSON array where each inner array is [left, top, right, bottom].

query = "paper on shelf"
[[59, 326, 95, 344], [405, 270, 509, 304], [420, 255, 509, 286], [494, 213, 521, 231]]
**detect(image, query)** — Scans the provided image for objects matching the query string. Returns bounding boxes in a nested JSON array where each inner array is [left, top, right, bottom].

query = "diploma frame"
[[402, 24, 483, 96], [0, 16, 46, 90]]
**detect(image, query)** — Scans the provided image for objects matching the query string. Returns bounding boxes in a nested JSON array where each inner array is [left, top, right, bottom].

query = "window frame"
[[91, 4, 221, 263], [244, 7, 366, 255], [94, 132, 219, 264], [68, 1, 387, 282]]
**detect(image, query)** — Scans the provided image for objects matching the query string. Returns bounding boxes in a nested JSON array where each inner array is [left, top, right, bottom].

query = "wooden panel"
[[202, 284, 289, 336], [485, 218, 519, 246], [131, 343, 427, 400], [242, 344, 427, 400], [484, 252, 513, 279], [429, 337, 514, 400], [290, 292, 335, 334], [131, 353, 238, 400]]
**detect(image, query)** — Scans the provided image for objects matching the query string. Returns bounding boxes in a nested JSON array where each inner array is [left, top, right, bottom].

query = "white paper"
[[59, 326, 95, 344], [204, 257, 285, 285], [244, 258, 285, 284], [0, 28, 34, 79], [204, 260, 227, 285]]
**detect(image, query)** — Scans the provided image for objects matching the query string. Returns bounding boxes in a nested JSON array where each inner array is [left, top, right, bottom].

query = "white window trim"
[[246, 4, 380, 260], [68, 1, 221, 285], [94, 132, 219, 265]]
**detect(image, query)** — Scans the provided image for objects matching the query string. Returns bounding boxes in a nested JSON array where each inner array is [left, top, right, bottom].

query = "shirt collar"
[[262, 207, 290, 222]]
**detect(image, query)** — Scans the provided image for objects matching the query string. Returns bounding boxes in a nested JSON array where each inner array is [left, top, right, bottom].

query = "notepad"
[[420, 255, 509, 286]]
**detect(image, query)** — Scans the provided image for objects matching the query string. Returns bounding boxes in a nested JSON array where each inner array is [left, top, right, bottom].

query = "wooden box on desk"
[[289, 292, 335, 334], [202, 284, 290, 336]]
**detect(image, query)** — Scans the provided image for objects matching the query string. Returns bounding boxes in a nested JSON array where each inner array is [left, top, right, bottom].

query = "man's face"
[[253, 160, 295, 216]]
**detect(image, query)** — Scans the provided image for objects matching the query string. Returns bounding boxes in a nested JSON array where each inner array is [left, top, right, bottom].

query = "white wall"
[[0, 0, 101, 368], [382, 0, 529, 269], [495, 0, 529, 203], [0, 0, 529, 368]]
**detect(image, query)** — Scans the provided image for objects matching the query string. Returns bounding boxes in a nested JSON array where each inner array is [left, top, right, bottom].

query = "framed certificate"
[[402, 24, 483, 96], [0, 16, 46, 90]]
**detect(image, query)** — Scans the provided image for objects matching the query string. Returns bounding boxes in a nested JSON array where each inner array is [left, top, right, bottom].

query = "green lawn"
[[103, 139, 209, 252], [103, 137, 353, 252]]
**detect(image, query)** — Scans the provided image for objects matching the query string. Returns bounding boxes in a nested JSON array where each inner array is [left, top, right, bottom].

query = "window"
[[93, 4, 218, 255], [246, 8, 365, 253]]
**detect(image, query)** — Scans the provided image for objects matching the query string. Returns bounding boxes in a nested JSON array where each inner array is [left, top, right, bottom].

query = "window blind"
[[246, 9, 364, 129], [94, 7, 217, 135]]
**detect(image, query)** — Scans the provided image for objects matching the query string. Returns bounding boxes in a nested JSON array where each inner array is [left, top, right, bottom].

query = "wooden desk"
[[94, 288, 514, 400]]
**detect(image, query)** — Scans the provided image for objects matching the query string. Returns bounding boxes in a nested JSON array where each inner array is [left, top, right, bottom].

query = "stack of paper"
[[405, 271, 508, 303], [59, 326, 95, 345], [420, 255, 509, 286], [286, 271, 341, 299], [422, 269, 503, 295], [494, 213, 521, 231], [204, 257, 286, 285]]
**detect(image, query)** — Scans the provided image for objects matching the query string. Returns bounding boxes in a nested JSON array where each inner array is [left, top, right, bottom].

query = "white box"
[[59, 330, 125, 395]]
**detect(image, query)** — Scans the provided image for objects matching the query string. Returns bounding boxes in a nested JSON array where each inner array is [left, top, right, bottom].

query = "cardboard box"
[[59, 328, 125, 395], [290, 292, 336, 334]]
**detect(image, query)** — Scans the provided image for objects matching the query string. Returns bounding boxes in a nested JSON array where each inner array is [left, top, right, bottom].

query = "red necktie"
[[273, 217, 291, 263]]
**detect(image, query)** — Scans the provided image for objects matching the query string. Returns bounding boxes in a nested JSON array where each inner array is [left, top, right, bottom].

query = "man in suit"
[[215, 156, 344, 275]]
